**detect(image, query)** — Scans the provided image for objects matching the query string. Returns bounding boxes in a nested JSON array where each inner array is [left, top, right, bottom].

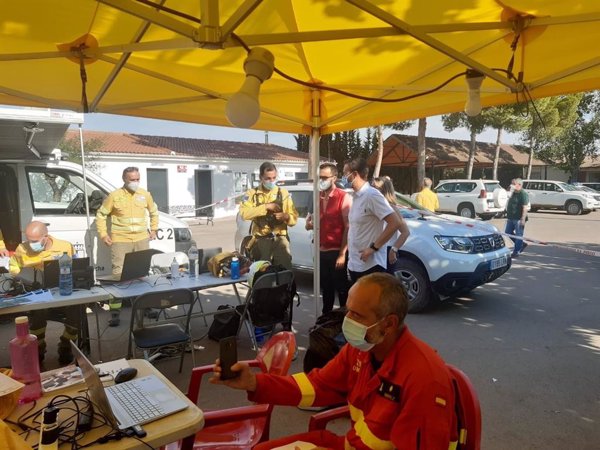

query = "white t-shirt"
[[347, 182, 394, 272]]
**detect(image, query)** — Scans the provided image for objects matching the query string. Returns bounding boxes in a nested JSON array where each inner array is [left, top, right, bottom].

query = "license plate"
[[489, 255, 508, 270]]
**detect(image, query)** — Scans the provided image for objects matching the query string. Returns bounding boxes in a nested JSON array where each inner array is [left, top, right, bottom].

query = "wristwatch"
[[369, 242, 380, 252]]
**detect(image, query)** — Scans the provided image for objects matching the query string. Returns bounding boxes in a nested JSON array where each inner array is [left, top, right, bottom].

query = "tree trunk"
[[466, 130, 476, 179], [416, 117, 427, 190], [373, 125, 384, 178], [493, 127, 503, 180], [526, 136, 534, 179]]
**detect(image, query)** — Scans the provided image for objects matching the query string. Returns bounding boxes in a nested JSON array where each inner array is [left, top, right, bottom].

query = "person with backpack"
[[239, 162, 298, 269]]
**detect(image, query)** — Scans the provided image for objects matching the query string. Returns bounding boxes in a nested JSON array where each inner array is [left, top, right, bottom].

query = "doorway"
[[194, 170, 213, 217], [147, 168, 169, 213]]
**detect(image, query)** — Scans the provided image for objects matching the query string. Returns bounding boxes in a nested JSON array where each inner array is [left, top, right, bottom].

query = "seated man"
[[212, 272, 458, 450], [9, 221, 79, 365]]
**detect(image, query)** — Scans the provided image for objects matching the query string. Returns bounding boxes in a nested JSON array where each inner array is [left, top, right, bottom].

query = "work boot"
[[108, 311, 121, 327]]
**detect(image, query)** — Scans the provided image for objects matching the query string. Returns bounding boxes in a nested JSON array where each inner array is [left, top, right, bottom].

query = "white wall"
[[90, 155, 307, 219]]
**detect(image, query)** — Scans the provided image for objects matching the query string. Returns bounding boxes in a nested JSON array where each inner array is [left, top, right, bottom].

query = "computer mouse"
[[114, 367, 138, 384]]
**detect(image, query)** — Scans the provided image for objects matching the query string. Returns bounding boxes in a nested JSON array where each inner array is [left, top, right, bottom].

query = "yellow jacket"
[[0, 229, 5, 251], [9, 236, 74, 275], [415, 187, 440, 212], [96, 187, 159, 243], [239, 185, 298, 236]]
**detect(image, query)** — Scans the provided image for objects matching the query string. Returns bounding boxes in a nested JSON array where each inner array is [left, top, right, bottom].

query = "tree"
[[59, 136, 104, 171], [442, 113, 487, 179], [481, 104, 529, 180], [521, 94, 582, 178]]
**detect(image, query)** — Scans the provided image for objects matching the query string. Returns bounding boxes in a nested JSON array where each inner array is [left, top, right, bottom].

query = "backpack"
[[207, 251, 251, 277], [208, 305, 241, 341], [303, 308, 347, 372]]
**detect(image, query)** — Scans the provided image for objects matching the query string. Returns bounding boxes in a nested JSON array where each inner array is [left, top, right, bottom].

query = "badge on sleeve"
[[377, 380, 401, 402]]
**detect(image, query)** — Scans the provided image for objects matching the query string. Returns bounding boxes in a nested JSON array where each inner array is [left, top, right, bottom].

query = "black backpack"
[[303, 307, 347, 372], [208, 305, 241, 341]]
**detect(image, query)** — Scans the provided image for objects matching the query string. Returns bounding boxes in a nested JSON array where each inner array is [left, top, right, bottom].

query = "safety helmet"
[[247, 260, 271, 288]]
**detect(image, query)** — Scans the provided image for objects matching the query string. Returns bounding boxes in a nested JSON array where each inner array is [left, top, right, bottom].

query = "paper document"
[[95, 358, 130, 378], [41, 364, 84, 393], [0, 256, 9, 271]]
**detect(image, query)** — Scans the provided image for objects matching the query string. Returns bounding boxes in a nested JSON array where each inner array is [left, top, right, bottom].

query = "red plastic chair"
[[164, 331, 296, 450], [308, 363, 482, 450]]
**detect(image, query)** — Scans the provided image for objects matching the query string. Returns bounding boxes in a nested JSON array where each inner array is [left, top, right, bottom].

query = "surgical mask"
[[342, 316, 383, 352], [29, 239, 46, 253], [319, 179, 332, 191], [126, 181, 139, 192], [263, 181, 276, 190], [340, 176, 350, 188]]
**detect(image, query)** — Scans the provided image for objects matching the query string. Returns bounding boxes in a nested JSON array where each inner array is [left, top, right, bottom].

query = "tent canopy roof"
[[2, 1, 600, 135]]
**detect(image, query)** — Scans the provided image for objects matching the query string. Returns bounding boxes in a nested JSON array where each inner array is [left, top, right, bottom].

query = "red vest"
[[320, 188, 347, 250]]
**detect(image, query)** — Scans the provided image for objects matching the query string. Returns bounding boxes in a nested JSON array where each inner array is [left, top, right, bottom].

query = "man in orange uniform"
[[212, 272, 458, 450]]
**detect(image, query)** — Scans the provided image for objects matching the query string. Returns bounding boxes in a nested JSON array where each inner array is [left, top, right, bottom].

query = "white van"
[[0, 107, 194, 275]]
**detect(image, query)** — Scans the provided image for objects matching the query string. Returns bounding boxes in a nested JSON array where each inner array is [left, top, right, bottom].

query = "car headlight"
[[174, 227, 192, 242], [434, 235, 474, 253]]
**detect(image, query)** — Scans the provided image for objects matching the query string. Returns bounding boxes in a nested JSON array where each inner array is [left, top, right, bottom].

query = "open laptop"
[[43, 257, 90, 289], [97, 249, 162, 283], [70, 341, 188, 430]]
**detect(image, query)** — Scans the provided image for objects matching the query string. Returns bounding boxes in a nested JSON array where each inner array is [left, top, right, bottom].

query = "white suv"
[[235, 182, 512, 312], [434, 179, 508, 220], [522, 180, 598, 215]]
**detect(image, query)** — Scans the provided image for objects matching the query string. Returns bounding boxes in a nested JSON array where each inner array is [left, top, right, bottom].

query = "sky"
[[78, 112, 522, 150]]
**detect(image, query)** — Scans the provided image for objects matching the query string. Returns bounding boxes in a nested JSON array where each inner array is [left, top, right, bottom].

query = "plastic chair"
[[163, 331, 296, 450], [127, 288, 196, 372], [237, 269, 295, 349], [308, 363, 482, 450]]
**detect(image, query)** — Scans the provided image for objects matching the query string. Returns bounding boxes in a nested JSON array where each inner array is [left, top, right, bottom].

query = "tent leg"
[[310, 90, 322, 322]]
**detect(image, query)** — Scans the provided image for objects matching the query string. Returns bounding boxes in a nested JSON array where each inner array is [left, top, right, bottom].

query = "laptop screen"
[[43, 257, 90, 289]]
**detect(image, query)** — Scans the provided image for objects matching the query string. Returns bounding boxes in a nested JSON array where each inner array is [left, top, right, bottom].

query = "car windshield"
[[484, 182, 502, 192], [559, 183, 582, 191]]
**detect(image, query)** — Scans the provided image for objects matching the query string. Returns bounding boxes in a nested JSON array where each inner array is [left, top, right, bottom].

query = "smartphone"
[[219, 336, 239, 380]]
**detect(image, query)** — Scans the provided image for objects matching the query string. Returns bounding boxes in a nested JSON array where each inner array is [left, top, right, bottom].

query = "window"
[[234, 172, 249, 193], [435, 183, 455, 193], [456, 182, 476, 193], [545, 183, 561, 192], [26, 167, 103, 215], [290, 190, 313, 218]]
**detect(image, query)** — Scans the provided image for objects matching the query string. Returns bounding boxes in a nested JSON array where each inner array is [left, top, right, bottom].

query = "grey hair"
[[424, 177, 433, 187]]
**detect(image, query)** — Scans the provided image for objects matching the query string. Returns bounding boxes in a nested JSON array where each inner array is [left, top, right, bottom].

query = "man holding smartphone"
[[211, 273, 458, 450]]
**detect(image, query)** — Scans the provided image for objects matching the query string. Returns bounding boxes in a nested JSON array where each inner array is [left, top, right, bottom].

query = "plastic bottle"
[[9, 316, 42, 404], [170, 257, 179, 278], [230, 257, 240, 280], [39, 406, 60, 450], [187, 245, 198, 278], [58, 252, 73, 296]]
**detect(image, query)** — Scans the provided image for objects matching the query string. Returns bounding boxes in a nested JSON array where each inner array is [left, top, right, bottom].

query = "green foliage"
[[59, 136, 104, 171]]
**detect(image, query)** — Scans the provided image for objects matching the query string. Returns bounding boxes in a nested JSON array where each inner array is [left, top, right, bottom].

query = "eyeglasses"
[[319, 175, 334, 181]]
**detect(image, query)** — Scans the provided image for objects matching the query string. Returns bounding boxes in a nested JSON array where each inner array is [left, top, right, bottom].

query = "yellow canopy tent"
[[2, 0, 600, 309]]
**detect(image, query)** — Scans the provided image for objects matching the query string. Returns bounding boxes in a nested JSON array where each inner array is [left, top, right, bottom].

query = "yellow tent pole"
[[310, 89, 322, 319]]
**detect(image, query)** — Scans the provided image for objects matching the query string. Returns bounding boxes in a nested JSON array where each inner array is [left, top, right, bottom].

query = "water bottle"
[[9, 316, 42, 404], [170, 257, 179, 278], [58, 252, 73, 296], [230, 257, 240, 280], [187, 245, 198, 278]]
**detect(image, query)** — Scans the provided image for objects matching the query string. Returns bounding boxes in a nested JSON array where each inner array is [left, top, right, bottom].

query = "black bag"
[[303, 307, 347, 372], [249, 264, 299, 328], [208, 305, 240, 341]]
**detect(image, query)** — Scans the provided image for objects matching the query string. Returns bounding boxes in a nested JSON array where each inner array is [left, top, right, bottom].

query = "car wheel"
[[565, 200, 582, 215], [457, 203, 475, 219], [392, 259, 432, 313]]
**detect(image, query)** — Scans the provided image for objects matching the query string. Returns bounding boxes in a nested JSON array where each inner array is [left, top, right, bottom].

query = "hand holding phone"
[[219, 336, 239, 380]]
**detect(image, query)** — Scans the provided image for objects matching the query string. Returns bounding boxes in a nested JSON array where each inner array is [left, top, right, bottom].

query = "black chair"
[[127, 288, 196, 372], [237, 269, 295, 349]]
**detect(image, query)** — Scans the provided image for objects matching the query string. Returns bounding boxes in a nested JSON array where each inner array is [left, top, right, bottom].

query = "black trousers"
[[320, 250, 350, 314], [348, 264, 387, 283]]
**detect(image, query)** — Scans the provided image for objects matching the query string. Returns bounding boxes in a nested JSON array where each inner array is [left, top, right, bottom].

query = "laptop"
[[43, 257, 90, 289], [97, 249, 162, 283], [70, 341, 188, 430]]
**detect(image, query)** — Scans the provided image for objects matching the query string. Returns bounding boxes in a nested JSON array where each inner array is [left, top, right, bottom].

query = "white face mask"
[[126, 181, 139, 192], [342, 316, 384, 351], [319, 179, 332, 191]]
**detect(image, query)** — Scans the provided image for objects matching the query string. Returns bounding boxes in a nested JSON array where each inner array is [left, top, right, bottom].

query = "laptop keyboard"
[[107, 381, 164, 423]]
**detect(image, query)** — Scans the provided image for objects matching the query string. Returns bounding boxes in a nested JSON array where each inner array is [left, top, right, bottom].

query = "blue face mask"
[[263, 181, 276, 190], [29, 239, 45, 253], [342, 316, 383, 351]]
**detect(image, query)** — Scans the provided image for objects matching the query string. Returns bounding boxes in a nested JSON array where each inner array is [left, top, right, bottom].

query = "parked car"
[[432, 179, 508, 220], [235, 181, 512, 312], [521, 180, 598, 215], [578, 182, 600, 192]]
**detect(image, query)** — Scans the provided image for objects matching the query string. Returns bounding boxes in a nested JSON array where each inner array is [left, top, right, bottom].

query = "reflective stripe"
[[348, 403, 394, 450], [459, 428, 467, 444], [292, 373, 316, 407], [448, 440, 458, 450]]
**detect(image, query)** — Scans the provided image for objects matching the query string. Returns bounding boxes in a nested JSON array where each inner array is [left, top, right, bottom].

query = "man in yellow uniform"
[[96, 166, 159, 326], [415, 177, 440, 212], [239, 162, 298, 269], [9, 221, 78, 365]]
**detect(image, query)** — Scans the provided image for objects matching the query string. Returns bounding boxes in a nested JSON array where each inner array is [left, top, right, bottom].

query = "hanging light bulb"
[[464, 69, 485, 116], [226, 47, 274, 128]]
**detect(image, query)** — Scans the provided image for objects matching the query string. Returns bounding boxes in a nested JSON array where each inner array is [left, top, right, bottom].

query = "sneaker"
[[520, 242, 529, 253], [511, 252, 519, 258]]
